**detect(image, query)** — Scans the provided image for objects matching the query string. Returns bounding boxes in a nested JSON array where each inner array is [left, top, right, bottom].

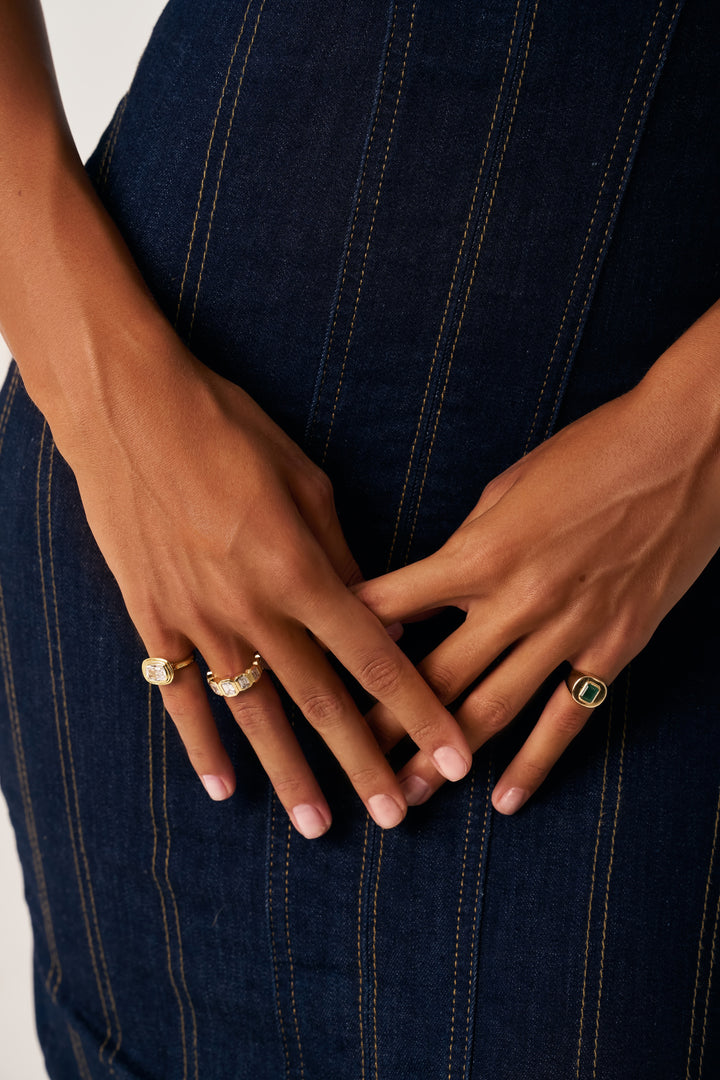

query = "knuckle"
[[520, 758, 550, 783], [554, 709, 588, 738], [344, 763, 389, 790], [476, 694, 512, 734], [301, 690, 346, 730], [358, 653, 404, 699], [268, 774, 310, 801], [227, 699, 268, 735], [423, 663, 457, 705]]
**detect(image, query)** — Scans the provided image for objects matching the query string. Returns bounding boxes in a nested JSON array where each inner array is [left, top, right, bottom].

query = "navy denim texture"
[[1, 1, 719, 1077]]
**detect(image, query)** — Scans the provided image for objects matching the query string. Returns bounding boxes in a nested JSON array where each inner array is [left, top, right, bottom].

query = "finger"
[[258, 625, 409, 830], [202, 638, 332, 839], [306, 588, 473, 782], [492, 654, 618, 816], [355, 548, 463, 625], [141, 636, 237, 801], [395, 631, 569, 806]]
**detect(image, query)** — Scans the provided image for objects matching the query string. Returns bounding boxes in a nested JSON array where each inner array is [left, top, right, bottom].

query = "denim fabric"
[[1, 1, 719, 1077]]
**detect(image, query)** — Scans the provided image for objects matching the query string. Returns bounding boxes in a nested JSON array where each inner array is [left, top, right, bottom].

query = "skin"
[[1, 3, 718, 836], [358, 306, 720, 813], [0, 0, 474, 838]]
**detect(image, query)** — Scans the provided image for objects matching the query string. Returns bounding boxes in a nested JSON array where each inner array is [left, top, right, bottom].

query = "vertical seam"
[[268, 796, 291, 1077], [0, 367, 19, 456], [591, 671, 629, 1079], [357, 815, 371, 1080], [697, 875, 720, 1079], [447, 770, 476, 1080], [385, 0, 523, 569], [36, 425, 115, 1070], [161, 708, 200, 1080], [147, 688, 188, 1080], [47, 443, 123, 1068], [320, 2, 417, 466], [403, 0, 539, 562], [575, 695, 614, 1078], [175, 0, 255, 326], [67, 1023, 93, 1080], [0, 573, 62, 998], [371, 830, 385, 1080], [462, 761, 492, 1079], [541, 0, 681, 441], [283, 818, 305, 1078], [310, 0, 398, 436], [188, 0, 268, 339], [99, 93, 129, 191], [685, 784, 720, 1079]]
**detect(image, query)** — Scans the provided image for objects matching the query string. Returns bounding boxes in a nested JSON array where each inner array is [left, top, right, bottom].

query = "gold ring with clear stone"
[[206, 654, 266, 697], [566, 669, 608, 708], [142, 654, 195, 685]]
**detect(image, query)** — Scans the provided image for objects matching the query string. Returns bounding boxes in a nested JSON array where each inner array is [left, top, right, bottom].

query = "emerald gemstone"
[[579, 681, 600, 704]]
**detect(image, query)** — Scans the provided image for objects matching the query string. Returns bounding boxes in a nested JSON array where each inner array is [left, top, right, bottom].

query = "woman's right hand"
[[55, 336, 472, 838]]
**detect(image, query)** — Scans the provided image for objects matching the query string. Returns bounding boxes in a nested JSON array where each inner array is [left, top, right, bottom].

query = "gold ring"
[[142, 654, 195, 685], [566, 669, 608, 708], [206, 654, 266, 697]]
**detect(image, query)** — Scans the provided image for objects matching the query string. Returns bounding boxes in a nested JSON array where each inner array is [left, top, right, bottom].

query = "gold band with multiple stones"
[[566, 669, 608, 708], [206, 654, 266, 697], [142, 654, 196, 685]]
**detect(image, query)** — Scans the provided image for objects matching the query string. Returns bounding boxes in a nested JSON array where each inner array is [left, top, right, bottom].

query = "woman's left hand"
[[357, 302, 720, 815]]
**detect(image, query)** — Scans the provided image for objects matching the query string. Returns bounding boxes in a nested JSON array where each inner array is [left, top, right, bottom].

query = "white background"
[[0, 2, 166, 1075]]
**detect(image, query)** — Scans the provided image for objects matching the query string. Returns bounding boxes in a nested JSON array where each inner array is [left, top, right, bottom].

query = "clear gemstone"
[[220, 679, 239, 696], [145, 661, 171, 684], [248, 666, 261, 683], [237, 673, 252, 690], [209, 679, 224, 695]]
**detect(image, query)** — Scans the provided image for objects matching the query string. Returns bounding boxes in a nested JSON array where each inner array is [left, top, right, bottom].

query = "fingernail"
[[201, 774, 231, 801], [386, 621, 404, 641], [291, 804, 330, 839], [400, 775, 432, 806], [495, 787, 527, 815], [368, 794, 405, 829], [432, 746, 470, 782]]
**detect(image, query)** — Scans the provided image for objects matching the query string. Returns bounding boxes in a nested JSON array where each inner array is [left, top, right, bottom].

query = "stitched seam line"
[[47, 443, 123, 1068], [96, 106, 121, 187], [0, 572, 62, 999], [371, 830, 384, 1080], [404, 0, 539, 562], [310, 1, 398, 437], [541, 0, 681, 442], [188, 0, 268, 340], [698, 875, 720, 1079], [575, 696, 614, 1078], [447, 771, 476, 1080], [462, 763, 492, 1078], [321, 2, 417, 466], [161, 709, 199, 1080], [385, 0, 523, 569], [67, 1023, 93, 1080], [357, 815, 370, 1080], [591, 673, 629, 1079], [283, 818, 305, 1078], [521, 0, 667, 451], [268, 797, 291, 1077], [175, 0, 255, 326], [100, 93, 129, 191], [36, 426, 115, 1069], [0, 367, 19, 457], [685, 784, 720, 1079], [147, 688, 188, 1080]]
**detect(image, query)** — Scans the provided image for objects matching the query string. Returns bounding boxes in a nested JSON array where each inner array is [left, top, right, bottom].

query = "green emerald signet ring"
[[566, 670, 608, 709]]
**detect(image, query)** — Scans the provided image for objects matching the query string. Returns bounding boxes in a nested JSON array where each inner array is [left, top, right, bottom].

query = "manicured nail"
[[495, 787, 527, 815], [368, 794, 405, 829], [291, 804, 330, 839], [386, 621, 404, 641], [201, 774, 231, 801], [400, 775, 432, 806], [432, 746, 469, 782]]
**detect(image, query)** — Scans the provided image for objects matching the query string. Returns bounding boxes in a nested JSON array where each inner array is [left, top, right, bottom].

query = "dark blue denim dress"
[[1, 1, 719, 1076]]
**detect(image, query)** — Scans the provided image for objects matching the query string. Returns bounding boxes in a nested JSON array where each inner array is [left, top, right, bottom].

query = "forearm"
[[0, 0, 177, 456]]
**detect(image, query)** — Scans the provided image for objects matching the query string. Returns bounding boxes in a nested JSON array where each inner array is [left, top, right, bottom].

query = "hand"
[[357, 311, 720, 815], [59, 337, 472, 838]]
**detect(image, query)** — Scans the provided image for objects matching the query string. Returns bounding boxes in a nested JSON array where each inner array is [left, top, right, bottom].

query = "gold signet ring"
[[142, 654, 195, 685], [566, 669, 608, 708]]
